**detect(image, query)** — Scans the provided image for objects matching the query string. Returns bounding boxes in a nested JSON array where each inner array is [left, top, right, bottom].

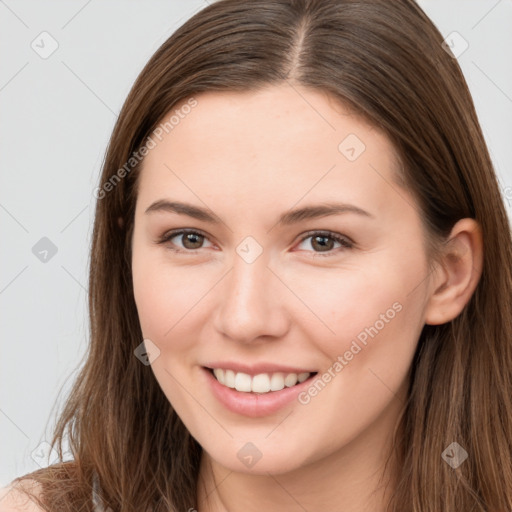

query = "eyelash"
[[156, 229, 354, 257]]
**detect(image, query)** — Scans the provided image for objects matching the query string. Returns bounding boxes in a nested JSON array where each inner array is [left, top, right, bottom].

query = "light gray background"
[[1, 0, 511, 487]]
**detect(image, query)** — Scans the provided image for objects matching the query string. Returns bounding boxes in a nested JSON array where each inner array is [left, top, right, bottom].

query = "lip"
[[202, 361, 316, 377], [201, 366, 318, 418]]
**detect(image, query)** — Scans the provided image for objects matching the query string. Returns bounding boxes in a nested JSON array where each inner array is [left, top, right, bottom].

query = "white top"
[[92, 472, 108, 512]]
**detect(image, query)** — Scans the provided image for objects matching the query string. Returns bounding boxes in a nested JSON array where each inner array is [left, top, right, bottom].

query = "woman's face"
[[131, 84, 433, 474]]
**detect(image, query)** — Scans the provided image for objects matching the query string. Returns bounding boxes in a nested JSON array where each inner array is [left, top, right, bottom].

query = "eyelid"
[[294, 230, 354, 256], [157, 228, 215, 250], [157, 228, 354, 255], [297, 229, 354, 246]]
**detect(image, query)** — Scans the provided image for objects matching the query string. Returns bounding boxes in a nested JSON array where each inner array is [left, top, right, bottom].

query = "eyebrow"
[[145, 199, 374, 226]]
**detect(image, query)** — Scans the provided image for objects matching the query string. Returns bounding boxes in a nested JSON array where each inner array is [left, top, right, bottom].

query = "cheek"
[[132, 247, 213, 353], [288, 255, 426, 372], [294, 273, 423, 433], [132, 243, 175, 338], [132, 262, 170, 338]]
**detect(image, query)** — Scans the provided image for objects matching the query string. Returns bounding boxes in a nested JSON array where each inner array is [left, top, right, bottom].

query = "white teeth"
[[297, 372, 310, 383], [224, 369, 236, 388], [270, 372, 285, 391], [252, 373, 271, 393], [211, 368, 313, 393], [234, 372, 252, 392], [284, 373, 298, 387]]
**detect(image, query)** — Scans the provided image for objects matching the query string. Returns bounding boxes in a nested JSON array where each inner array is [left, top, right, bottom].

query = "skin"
[[131, 84, 483, 512]]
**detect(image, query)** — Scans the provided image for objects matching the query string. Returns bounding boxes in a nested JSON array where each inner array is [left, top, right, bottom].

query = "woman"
[[3, 0, 512, 510]]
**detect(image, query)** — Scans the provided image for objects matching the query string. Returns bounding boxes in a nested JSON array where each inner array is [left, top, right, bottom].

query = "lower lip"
[[201, 366, 317, 418]]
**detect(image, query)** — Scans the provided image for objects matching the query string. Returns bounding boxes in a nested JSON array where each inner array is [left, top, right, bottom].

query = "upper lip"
[[203, 361, 317, 376]]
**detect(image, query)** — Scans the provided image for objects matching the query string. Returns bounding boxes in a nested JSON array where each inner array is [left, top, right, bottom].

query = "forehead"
[[136, 85, 408, 221]]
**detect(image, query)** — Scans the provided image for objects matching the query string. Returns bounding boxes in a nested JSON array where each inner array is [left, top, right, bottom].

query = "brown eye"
[[180, 232, 204, 249], [311, 234, 335, 252], [296, 231, 354, 257], [158, 229, 214, 253]]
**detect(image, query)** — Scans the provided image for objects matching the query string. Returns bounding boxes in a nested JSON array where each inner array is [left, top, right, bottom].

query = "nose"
[[213, 247, 289, 344]]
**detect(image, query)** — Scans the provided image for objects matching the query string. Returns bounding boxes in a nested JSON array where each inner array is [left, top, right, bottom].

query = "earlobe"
[[118, 216, 124, 229], [424, 218, 483, 326]]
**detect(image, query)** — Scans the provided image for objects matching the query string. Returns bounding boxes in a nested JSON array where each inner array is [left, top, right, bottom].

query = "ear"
[[424, 218, 483, 325], [117, 216, 124, 229]]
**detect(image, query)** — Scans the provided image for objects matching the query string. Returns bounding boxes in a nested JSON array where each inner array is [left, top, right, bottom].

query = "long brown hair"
[[8, 0, 512, 510]]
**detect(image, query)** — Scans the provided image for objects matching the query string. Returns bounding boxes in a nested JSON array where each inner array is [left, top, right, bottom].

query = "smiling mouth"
[[204, 366, 318, 394]]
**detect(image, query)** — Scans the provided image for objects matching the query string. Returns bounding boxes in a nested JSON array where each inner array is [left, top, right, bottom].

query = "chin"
[[205, 442, 309, 475]]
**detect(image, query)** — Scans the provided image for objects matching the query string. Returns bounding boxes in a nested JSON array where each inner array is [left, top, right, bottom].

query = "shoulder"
[[0, 480, 45, 512]]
